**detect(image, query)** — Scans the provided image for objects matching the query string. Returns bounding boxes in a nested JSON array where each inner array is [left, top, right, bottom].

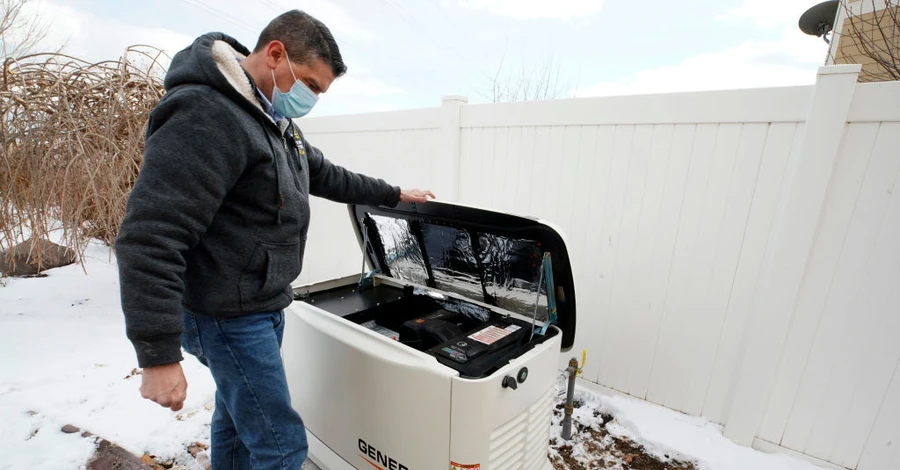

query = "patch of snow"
[[0, 240, 216, 469], [0, 411, 96, 470], [600, 391, 830, 470], [549, 373, 831, 470]]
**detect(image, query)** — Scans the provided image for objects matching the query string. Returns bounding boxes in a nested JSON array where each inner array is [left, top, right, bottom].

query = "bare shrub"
[[0, 46, 167, 274]]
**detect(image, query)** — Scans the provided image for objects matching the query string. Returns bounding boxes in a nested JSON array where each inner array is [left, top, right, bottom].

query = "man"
[[115, 10, 434, 470]]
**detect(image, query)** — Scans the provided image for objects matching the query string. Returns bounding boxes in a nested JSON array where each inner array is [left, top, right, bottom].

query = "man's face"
[[270, 44, 335, 96]]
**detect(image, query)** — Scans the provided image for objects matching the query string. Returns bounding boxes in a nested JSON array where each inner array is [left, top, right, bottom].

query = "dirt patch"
[[140, 442, 210, 470], [549, 394, 697, 470], [61, 424, 153, 470], [61, 424, 211, 470]]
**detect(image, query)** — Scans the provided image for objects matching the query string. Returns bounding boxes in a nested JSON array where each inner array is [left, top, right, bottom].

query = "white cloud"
[[15, 1, 402, 104], [458, 0, 603, 21], [575, 27, 828, 98], [329, 76, 406, 97], [577, 1, 836, 98], [312, 74, 406, 116], [25, 0, 374, 65], [312, 96, 402, 117], [717, 0, 824, 29], [261, 0, 374, 43], [27, 1, 193, 66]]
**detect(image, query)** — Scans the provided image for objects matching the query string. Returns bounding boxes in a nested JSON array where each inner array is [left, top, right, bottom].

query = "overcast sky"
[[27, 0, 833, 116]]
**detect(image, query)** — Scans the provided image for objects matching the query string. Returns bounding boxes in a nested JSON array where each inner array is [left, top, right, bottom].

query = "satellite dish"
[[799, 0, 840, 43]]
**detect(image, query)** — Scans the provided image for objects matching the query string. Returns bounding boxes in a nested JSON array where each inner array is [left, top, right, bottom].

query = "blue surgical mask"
[[271, 51, 318, 118]]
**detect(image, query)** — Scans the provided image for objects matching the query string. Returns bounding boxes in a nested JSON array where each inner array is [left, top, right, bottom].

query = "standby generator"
[[282, 201, 576, 470]]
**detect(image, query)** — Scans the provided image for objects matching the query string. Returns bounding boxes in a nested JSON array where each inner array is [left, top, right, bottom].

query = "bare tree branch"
[[485, 53, 570, 103], [0, 0, 54, 60], [839, 0, 900, 82]]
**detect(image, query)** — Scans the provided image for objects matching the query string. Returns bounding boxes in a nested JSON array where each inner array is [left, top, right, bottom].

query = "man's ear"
[[264, 40, 286, 69]]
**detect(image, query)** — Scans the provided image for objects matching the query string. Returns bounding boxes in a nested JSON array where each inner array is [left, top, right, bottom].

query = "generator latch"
[[501, 375, 518, 390]]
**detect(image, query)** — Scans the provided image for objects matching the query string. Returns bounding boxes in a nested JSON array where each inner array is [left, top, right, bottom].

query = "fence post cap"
[[817, 64, 862, 75], [441, 95, 468, 104]]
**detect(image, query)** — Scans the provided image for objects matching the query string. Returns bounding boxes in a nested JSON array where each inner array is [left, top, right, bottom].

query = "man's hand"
[[400, 189, 436, 203], [140, 362, 187, 412]]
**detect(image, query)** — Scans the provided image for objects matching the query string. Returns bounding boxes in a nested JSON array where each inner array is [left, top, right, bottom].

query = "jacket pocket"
[[239, 238, 305, 309]]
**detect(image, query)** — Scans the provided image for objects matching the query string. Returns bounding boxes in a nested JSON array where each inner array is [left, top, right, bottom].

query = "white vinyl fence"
[[293, 65, 900, 470]]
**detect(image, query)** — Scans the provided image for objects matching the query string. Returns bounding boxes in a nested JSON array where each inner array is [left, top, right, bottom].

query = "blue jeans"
[[182, 310, 308, 470]]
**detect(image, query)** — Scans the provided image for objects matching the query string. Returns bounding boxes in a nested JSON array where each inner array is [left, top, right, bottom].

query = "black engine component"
[[399, 310, 466, 351]]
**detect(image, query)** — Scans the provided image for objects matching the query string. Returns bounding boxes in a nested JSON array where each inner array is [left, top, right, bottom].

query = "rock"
[[187, 442, 208, 458], [61, 424, 80, 434], [0, 237, 77, 276]]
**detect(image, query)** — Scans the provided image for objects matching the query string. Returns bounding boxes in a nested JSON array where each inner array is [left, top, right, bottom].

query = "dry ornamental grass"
[[0, 46, 166, 274]]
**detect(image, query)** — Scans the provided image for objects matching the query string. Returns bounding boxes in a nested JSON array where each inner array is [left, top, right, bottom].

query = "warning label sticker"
[[450, 463, 480, 470], [468, 324, 521, 345]]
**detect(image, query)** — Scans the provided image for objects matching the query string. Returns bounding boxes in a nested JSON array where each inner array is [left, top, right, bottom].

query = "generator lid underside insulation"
[[349, 201, 577, 349]]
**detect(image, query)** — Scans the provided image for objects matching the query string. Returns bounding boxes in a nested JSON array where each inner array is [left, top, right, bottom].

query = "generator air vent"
[[488, 387, 554, 469]]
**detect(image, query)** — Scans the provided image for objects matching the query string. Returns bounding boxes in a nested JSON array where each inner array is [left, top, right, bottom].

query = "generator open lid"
[[350, 201, 576, 350]]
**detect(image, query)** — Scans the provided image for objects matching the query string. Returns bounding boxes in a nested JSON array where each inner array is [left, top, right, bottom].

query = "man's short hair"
[[254, 10, 347, 78]]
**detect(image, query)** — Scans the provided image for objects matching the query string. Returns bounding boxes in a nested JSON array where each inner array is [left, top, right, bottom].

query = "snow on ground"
[[549, 374, 831, 470], [0, 240, 217, 470], [1, 241, 830, 470]]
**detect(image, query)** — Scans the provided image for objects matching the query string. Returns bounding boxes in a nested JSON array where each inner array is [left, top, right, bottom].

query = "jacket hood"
[[164, 32, 268, 120]]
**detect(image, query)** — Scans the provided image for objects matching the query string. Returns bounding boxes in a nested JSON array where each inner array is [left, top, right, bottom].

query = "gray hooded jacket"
[[115, 32, 400, 368]]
